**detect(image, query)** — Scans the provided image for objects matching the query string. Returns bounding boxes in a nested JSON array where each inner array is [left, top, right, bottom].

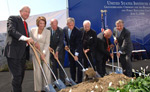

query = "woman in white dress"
[[30, 16, 51, 92]]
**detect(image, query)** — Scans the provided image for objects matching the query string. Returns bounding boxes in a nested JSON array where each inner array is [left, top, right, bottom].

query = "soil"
[[59, 73, 132, 92]]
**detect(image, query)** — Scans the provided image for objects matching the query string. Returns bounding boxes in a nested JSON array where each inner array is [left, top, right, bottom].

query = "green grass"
[[0, 60, 33, 72]]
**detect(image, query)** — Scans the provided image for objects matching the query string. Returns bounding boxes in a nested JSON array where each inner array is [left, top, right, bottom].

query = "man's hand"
[[27, 37, 34, 44], [74, 56, 78, 61], [84, 49, 90, 54], [114, 39, 118, 44], [65, 46, 69, 51], [110, 44, 114, 49], [49, 47, 53, 53], [117, 52, 120, 58], [110, 53, 113, 58]]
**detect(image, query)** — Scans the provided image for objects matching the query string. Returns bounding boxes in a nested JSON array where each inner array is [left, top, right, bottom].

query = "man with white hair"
[[4, 6, 34, 92], [80, 20, 97, 70]]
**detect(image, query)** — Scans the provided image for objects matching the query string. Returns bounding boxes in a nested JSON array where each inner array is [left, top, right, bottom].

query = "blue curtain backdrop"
[[64, 0, 150, 67], [68, 0, 150, 55]]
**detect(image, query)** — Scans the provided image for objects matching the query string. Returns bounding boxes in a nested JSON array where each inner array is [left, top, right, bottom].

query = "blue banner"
[[68, 0, 150, 59]]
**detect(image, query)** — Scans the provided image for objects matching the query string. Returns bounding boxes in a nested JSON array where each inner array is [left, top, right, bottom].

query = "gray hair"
[[83, 20, 91, 26], [67, 17, 75, 24], [115, 19, 124, 25]]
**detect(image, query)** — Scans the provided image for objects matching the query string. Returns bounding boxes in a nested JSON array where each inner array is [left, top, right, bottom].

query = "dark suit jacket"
[[113, 27, 133, 54], [47, 27, 65, 58], [96, 32, 111, 60], [80, 27, 97, 53], [4, 16, 29, 59], [63, 26, 82, 57]]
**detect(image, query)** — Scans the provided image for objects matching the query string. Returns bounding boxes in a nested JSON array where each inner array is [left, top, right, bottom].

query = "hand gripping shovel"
[[32, 44, 66, 90], [65, 47, 96, 78], [115, 43, 123, 74], [29, 43, 56, 92], [83, 49, 101, 78], [49, 47, 77, 86]]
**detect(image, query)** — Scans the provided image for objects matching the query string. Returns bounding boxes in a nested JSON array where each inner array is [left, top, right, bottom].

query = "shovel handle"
[[65, 47, 85, 70], [33, 45, 59, 82], [64, 46, 75, 58], [83, 49, 94, 69], [29, 43, 41, 65], [49, 47, 69, 78], [115, 43, 120, 68], [29, 43, 49, 85]]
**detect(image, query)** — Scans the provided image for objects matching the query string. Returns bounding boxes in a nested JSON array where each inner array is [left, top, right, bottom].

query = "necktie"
[[106, 38, 110, 52], [68, 29, 71, 39], [24, 21, 28, 37]]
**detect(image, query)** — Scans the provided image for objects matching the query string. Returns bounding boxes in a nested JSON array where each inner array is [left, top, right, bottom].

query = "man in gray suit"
[[47, 19, 65, 83], [113, 19, 133, 77]]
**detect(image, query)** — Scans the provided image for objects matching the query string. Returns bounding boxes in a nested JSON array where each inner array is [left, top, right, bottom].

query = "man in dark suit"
[[47, 19, 65, 83], [96, 29, 113, 77], [80, 20, 97, 70], [4, 6, 34, 92], [63, 17, 83, 83], [113, 19, 133, 77]]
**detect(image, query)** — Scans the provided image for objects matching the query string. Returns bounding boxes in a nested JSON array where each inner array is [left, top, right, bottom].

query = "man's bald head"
[[50, 18, 58, 30], [104, 29, 112, 38]]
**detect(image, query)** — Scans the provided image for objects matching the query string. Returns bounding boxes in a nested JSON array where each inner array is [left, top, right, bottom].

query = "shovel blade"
[[45, 84, 56, 92], [65, 78, 77, 86], [115, 67, 123, 74], [53, 79, 66, 90]]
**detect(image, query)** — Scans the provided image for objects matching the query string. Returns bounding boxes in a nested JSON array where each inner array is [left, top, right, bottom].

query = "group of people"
[[4, 6, 133, 92]]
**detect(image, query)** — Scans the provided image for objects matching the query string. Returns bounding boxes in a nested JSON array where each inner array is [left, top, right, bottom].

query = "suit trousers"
[[50, 56, 65, 83], [83, 52, 96, 70], [7, 56, 26, 92], [68, 54, 83, 83], [96, 56, 108, 77], [120, 53, 132, 77]]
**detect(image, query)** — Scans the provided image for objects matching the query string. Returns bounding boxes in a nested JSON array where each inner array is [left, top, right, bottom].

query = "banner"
[[68, 0, 150, 58]]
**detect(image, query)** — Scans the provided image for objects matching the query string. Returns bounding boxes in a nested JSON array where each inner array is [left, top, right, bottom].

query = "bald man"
[[96, 29, 113, 77], [80, 20, 97, 70], [47, 19, 65, 83]]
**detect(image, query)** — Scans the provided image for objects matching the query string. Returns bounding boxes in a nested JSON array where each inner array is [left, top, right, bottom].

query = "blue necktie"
[[68, 29, 72, 39]]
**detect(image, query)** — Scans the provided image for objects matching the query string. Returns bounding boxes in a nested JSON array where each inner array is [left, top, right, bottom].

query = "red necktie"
[[106, 38, 110, 52], [24, 21, 28, 37]]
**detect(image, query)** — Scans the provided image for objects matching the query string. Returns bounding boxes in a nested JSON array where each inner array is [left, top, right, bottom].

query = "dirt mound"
[[59, 73, 132, 92]]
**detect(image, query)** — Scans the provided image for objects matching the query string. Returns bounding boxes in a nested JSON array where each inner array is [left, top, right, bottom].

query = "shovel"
[[109, 47, 115, 74], [83, 49, 101, 78], [115, 43, 123, 74], [29, 43, 56, 92], [65, 46, 96, 78], [49, 47, 77, 86], [32, 44, 66, 90]]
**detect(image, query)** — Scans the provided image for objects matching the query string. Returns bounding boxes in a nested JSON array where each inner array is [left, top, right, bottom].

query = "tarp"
[[68, 0, 150, 58]]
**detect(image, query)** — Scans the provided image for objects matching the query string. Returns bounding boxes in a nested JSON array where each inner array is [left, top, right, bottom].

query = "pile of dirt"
[[59, 73, 132, 92]]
